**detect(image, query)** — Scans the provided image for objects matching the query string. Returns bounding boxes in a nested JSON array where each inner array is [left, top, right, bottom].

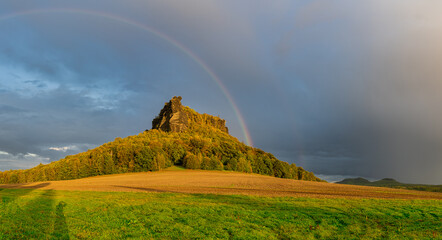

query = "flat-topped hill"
[[0, 96, 321, 184]]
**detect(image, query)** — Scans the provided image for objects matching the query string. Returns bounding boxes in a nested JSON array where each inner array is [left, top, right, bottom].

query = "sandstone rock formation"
[[152, 96, 229, 134], [152, 96, 189, 132]]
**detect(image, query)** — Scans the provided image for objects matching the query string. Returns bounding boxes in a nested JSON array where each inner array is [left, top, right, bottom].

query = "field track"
[[1, 170, 441, 199]]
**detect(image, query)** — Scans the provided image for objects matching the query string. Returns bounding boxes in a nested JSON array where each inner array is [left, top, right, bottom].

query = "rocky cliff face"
[[152, 96, 228, 134], [152, 96, 189, 132]]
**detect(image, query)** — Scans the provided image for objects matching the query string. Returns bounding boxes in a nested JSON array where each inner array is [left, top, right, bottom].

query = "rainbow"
[[0, 8, 253, 146]]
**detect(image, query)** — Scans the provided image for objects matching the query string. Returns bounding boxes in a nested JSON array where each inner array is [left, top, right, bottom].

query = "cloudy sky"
[[1, 0, 441, 184]]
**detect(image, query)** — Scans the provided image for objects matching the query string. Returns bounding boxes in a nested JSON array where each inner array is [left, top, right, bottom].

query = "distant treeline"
[[0, 107, 321, 184]]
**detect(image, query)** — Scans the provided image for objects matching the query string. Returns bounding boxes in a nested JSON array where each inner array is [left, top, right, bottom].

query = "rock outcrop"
[[152, 96, 189, 132], [152, 96, 229, 134]]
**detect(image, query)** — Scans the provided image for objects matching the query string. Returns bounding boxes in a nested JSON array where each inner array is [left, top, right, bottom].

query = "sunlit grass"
[[163, 165, 187, 171], [0, 189, 440, 239]]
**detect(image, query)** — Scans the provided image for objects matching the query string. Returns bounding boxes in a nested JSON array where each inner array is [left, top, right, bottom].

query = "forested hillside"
[[0, 97, 321, 184]]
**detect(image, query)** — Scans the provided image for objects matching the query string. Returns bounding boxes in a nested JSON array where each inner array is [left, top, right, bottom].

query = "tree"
[[183, 153, 201, 169], [209, 157, 224, 170], [201, 157, 211, 170], [237, 157, 252, 173]]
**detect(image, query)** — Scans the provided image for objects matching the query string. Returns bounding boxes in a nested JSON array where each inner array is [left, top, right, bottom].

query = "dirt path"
[[1, 170, 441, 199]]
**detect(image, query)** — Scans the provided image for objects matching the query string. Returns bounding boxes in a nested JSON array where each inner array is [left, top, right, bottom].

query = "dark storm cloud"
[[0, 104, 26, 115], [263, 0, 442, 184], [0, 0, 441, 184]]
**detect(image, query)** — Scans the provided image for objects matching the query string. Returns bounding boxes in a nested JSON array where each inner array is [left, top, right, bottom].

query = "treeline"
[[0, 108, 322, 184]]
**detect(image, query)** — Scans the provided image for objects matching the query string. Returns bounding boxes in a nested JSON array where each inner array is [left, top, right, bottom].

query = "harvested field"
[[1, 170, 441, 199]]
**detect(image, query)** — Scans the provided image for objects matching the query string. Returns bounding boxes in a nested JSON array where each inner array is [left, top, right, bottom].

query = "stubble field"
[[0, 169, 440, 200]]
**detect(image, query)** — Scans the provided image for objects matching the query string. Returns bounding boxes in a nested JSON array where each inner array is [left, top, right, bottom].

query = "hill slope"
[[337, 177, 442, 192], [337, 177, 372, 185], [0, 96, 321, 184]]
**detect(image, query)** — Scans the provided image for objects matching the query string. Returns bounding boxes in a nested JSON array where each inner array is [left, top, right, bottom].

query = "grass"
[[0, 188, 441, 239], [163, 165, 187, 171]]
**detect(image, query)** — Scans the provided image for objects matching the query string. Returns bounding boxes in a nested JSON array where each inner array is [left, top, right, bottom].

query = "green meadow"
[[0, 188, 440, 239]]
